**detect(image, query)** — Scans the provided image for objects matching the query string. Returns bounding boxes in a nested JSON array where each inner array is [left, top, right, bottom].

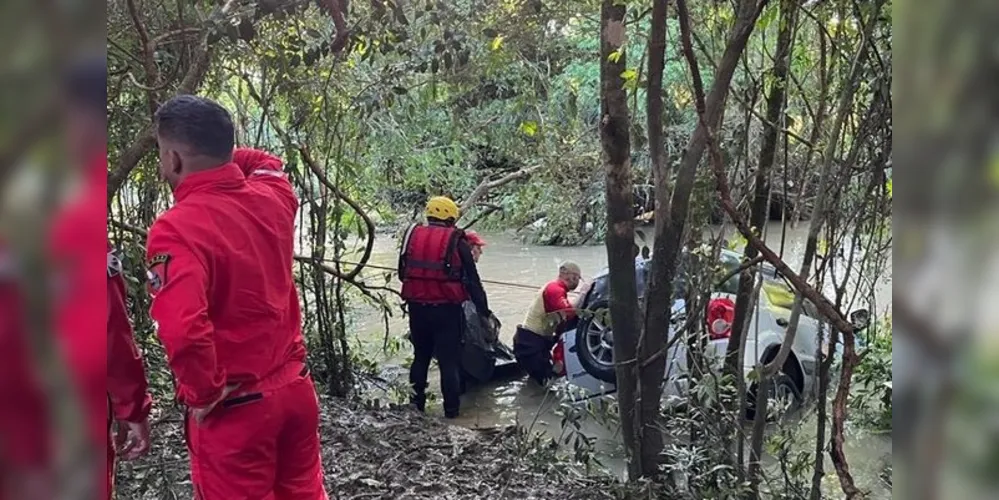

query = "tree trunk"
[[599, 0, 642, 481], [675, 0, 769, 476], [635, 0, 671, 479], [735, 1, 798, 491]]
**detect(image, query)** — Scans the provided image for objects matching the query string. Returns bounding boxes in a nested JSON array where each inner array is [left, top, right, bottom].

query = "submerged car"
[[553, 249, 869, 418]]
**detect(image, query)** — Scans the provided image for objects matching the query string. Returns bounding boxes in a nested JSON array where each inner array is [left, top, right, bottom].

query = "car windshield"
[[669, 251, 749, 297]]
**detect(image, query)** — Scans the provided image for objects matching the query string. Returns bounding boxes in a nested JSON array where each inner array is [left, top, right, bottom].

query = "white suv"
[[553, 249, 866, 417]]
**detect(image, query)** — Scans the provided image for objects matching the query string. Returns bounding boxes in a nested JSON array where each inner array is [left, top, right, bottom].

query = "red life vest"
[[400, 223, 469, 304]]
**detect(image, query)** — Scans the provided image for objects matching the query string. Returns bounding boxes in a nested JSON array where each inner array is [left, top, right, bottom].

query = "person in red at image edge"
[[63, 55, 153, 500], [146, 95, 327, 499], [0, 240, 52, 500]]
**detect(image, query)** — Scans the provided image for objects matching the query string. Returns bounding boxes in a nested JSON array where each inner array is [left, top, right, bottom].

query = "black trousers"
[[513, 327, 557, 386], [408, 302, 464, 417]]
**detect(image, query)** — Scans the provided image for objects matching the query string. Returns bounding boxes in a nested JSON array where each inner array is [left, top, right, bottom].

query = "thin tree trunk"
[[673, 0, 770, 371], [809, 321, 832, 500], [635, 0, 671, 479], [675, 0, 770, 480], [825, 4, 884, 496], [599, 0, 641, 481], [728, 0, 797, 380]]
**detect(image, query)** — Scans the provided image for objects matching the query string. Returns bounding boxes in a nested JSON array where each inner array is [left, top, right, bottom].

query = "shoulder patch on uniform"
[[146, 253, 171, 295], [149, 253, 171, 266], [107, 250, 123, 278]]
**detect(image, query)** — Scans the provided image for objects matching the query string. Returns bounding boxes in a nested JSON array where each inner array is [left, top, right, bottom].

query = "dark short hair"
[[154, 95, 234, 159], [63, 55, 107, 115]]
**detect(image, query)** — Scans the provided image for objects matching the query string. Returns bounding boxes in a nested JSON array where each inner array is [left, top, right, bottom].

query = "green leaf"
[[620, 68, 638, 81], [756, 4, 778, 30], [490, 35, 505, 51], [607, 49, 623, 64], [727, 233, 747, 251], [519, 120, 538, 137]]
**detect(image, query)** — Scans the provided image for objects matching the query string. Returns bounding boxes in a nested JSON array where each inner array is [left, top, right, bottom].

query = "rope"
[[314, 258, 542, 291]]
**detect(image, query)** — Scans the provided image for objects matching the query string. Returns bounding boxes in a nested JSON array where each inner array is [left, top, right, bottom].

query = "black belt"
[[221, 366, 310, 409]]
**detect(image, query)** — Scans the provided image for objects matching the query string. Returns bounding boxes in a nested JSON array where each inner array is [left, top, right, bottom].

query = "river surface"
[[347, 222, 892, 494]]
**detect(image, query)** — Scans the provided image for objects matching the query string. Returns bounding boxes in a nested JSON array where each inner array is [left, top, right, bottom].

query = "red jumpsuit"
[[0, 152, 144, 500], [0, 240, 51, 499], [55, 153, 152, 499], [107, 243, 153, 498], [145, 149, 327, 499]]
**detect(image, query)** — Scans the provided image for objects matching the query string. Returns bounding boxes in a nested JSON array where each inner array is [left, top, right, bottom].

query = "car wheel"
[[746, 372, 802, 421], [574, 300, 617, 384]]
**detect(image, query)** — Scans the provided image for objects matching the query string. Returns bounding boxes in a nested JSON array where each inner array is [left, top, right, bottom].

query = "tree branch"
[[109, 0, 252, 200], [318, 0, 352, 54], [297, 145, 376, 282], [108, 33, 213, 199], [126, 0, 161, 116], [458, 166, 540, 215]]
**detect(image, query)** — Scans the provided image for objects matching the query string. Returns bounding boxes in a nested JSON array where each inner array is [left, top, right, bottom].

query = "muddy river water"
[[347, 222, 892, 494]]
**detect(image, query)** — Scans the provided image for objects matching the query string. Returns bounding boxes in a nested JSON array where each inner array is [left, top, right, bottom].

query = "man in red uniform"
[[514, 262, 582, 385], [146, 95, 327, 499], [399, 197, 494, 418]]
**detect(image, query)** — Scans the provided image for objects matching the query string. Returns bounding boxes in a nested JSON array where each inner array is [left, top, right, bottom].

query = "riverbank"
[[115, 396, 619, 499]]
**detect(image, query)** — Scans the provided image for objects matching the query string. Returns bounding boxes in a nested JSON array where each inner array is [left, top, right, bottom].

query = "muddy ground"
[[115, 397, 620, 499]]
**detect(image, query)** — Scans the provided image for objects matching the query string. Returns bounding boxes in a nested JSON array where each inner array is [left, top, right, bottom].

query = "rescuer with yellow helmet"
[[398, 196, 493, 418]]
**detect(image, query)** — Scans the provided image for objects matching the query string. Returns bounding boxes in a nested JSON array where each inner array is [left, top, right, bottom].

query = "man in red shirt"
[[514, 261, 582, 385], [146, 95, 327, 499]]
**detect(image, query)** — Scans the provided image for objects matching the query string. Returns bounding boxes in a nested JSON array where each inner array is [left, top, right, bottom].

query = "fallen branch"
[[461, 203, 503, 230], [458, 166, 540, 215]]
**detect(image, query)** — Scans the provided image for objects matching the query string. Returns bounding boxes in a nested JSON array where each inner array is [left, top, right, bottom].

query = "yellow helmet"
[[425, 196, 460, 221]]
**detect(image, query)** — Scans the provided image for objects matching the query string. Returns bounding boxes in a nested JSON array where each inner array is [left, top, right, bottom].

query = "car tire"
[[746, 372, 802, 421], [574, 300, 617, 384]]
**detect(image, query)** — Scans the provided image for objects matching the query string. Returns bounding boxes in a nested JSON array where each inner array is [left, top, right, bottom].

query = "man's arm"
[[457, 239, 491, 317], [107, 268, 152, 423], [146, 221, 226, 408], [543, 282, 578, 333], [231, 147, 297, 211], [231, 147, 284, 177]]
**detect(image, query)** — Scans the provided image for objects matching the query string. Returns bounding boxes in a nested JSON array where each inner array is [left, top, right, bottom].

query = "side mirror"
[[850, 309, 872, 332]]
